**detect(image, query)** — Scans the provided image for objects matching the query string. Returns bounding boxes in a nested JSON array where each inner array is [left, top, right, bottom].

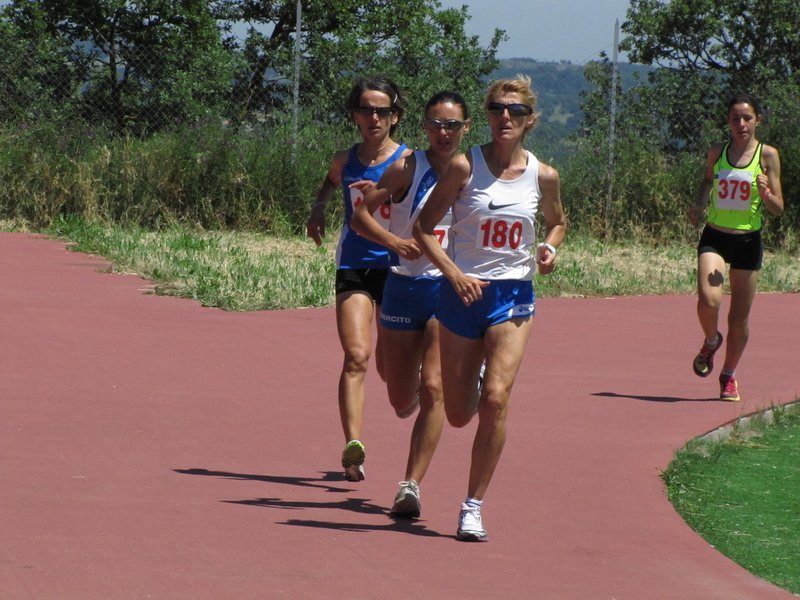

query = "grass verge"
[[662, 403, 800, 594], [39, 217, 800, 310]]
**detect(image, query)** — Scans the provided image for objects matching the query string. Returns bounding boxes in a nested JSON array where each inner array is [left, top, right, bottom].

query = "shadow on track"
[[174, 468, 353, 493], [592, 391, 719, 403]]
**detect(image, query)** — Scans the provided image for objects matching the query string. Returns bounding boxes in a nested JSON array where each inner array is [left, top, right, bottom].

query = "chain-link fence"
[[0, 1, 797, 245]]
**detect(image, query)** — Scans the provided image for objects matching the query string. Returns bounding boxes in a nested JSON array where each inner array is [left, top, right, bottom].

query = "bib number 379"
[[478, 218, 523, 250]]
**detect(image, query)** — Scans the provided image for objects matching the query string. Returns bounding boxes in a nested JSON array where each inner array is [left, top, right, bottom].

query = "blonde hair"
[[484, 74, 539, 130]]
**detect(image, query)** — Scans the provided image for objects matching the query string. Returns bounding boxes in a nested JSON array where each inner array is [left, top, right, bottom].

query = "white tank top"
[[389, 150, 451, 278], [448, 146, 541, 280]]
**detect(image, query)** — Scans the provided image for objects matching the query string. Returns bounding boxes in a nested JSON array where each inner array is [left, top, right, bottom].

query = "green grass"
[[46, 216, 336, 311], [38, 218, 800, 311], [662, 404, 800, 594]]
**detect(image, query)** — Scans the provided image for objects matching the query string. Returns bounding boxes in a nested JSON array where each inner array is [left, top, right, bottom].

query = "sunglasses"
[[354, 106, 397, 118], [486, 102, 534, 117], [423, 118, 467, 132]]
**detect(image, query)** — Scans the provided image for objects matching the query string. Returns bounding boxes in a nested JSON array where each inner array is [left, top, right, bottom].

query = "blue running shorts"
[[438, 279, 535, 339], [379, 272, 444, 331]]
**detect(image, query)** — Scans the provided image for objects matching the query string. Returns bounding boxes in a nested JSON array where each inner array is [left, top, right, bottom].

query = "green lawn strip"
[[663, 404, 800, 594], [46, 216, 335, 311]]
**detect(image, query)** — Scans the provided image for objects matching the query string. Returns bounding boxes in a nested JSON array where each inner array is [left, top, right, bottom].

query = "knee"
[[418, 375, 443, 411], [342, 347, 371, 374], [697, 294, 721, 310], [477, 388, 509, 422], [445, 401, 472, 428]]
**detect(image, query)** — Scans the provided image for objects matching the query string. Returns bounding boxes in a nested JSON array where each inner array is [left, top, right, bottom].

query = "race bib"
[[477, 217, 524, 250], [434, 225, 450, 250], [715, 170, 753, 211], [350, 187, 391, 229]]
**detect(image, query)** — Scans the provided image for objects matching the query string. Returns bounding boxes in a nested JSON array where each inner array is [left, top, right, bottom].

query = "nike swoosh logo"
[[488, 199, 517, 210]]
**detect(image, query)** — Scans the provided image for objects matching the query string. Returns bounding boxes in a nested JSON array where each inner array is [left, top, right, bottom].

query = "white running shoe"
[[390, 480, 421, 518], [456, 503, 488, 541]]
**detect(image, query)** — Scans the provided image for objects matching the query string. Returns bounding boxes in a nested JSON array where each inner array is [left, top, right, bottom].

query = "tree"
[[621, 0, 800, 78], [215, 0, 505, 127], [3, 0, 238, 133]]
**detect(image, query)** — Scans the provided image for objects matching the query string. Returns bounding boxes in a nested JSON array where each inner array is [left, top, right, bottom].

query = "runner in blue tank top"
[[414, 76, 567, 542], [351, 91, 471, 519], [305, 76, 407, 482], [687, 93, 784, 402]]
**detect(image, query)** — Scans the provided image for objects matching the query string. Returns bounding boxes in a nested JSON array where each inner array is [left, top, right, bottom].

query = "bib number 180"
[[479, 218, 523, 250]]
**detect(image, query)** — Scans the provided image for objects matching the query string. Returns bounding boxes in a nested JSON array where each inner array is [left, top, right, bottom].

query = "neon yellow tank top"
[[709, 142, 763, 231]]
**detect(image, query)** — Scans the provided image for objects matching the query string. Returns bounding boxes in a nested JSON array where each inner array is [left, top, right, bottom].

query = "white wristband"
[[537, 242, 557, 256]]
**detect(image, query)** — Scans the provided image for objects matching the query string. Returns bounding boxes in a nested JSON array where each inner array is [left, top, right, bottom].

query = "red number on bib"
[[480, 218, 522, 250]]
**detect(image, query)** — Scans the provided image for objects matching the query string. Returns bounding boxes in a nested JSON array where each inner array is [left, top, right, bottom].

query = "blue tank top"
[[336, 143, 407, 269]]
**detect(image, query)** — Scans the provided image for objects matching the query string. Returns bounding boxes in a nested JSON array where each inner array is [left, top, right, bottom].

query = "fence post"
[[292, 0, 302, 164], [606, 19, 619, 238]]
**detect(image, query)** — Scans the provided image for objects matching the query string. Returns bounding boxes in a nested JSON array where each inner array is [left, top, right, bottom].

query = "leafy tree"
[[0, 15, 76, 124], [215, 0, 505, 131], [3, 0, 238, 133], [621, 0, 800, 78]]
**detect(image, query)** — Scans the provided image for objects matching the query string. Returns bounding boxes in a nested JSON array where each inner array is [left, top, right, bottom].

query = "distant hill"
[[488, 58, 652, 155]]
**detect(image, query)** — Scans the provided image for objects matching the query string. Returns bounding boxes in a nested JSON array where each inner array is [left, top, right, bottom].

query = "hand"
[[349, 180, 377, 194], [306, 205, 326, 247], [536, 244, 557, 275], [393, 238, 422, 261], [450, 273, 490, 306], [686, 206, 703, 227], [756, 174, 771, 200]]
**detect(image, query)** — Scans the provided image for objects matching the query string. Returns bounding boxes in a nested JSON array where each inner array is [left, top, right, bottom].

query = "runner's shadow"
[[174, 468, 352, 493], [224, 496, 385, 515], [279, 517, 445, 537], [592, 392, 718, 403], [176, 469, 444, 537]]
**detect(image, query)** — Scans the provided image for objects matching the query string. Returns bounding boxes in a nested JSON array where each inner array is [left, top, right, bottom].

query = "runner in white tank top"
[[351, 92, 471, 518], [414, 76, 566, 542], [449, 145, 541, 280]]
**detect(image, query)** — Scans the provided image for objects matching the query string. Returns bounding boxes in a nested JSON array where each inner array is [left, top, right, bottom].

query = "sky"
[[437, 0, 632, 63]]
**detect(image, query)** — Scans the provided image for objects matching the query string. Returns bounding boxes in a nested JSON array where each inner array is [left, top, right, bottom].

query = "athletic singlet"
[[389, 150, 452, 278], [709, 142, 764, 231], [336, 143, 407, 269], [448, 146, 541, 281]]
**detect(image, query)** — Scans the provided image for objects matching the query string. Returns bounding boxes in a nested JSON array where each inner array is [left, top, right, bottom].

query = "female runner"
[[687, 93, 784, 401], [413, 76, 566, 541], [305, 76, 407, 481], [351, 91, 471, 518]]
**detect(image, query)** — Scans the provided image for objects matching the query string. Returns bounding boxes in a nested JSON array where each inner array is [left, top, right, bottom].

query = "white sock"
[[721, 369, 735, 378], [706, 334, 720, 347], [465, 497, 482, 508]]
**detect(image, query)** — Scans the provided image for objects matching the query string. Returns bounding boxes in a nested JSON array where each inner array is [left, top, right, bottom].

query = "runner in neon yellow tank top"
[[686, 93, 784, 402]]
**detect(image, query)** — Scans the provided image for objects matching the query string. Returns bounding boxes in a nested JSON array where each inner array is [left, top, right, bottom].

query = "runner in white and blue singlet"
[[305, 76, 407, 483], [351, 91, 470, 519], [414, 76, 566, 542]]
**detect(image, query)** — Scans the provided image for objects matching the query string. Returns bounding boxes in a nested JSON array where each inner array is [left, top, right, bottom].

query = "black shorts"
[[335, 268, 389, 304], [698, 225, 763, 271]]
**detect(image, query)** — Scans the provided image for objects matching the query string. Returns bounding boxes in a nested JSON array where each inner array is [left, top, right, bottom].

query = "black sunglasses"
[[486, 102, 534, 117], [354, 106, 397, 118], [423, 118, 467, 132]]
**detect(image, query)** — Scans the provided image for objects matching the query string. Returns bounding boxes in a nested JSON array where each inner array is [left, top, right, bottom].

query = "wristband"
[[537, 242, 556, 256], [312, 202, 327, 210]]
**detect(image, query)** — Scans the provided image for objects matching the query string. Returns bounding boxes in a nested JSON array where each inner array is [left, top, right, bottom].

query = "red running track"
[[1, 232, 798, 600]]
